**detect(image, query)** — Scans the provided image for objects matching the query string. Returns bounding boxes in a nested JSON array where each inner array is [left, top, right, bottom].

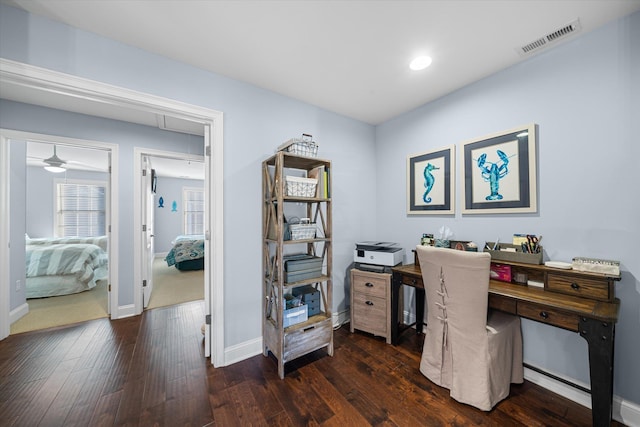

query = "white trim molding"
[[225, 337, 264, 367], [524, 367, 640, 426], [0, 59, 224, 369], [0, 136, 10, 339], [9, 303, 29, 325]]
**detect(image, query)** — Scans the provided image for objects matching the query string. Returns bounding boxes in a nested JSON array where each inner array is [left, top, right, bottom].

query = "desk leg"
[[579, 317, 615, 427], [415, 288, 425, 334], [391, 272, 401, 345]]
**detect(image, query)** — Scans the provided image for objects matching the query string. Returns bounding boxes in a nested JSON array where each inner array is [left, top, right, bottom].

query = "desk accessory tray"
[[572, 257, 620, 275], [484, 242, 543, 265]]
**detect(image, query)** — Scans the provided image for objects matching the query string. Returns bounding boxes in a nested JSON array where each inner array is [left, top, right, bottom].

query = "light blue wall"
[[2, 1, 636, 407], [0, 4, 378, 349], [153, 176, 204, 254], [375, 12, 640, 404]]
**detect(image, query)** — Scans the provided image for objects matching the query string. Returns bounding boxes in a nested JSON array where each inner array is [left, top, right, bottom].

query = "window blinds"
[[183, 188, 204, 235], [56, 182, 106, 237]]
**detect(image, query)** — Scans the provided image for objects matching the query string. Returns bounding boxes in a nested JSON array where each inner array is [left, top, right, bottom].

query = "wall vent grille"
[[517, 19, 582, 56]]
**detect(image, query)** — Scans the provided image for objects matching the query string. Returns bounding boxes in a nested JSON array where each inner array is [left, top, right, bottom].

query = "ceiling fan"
[[43, 145, 67, 173], [27, 142, 108, 173]]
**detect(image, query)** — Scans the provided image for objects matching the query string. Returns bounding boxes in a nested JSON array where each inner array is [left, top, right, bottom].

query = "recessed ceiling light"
[[410, 56, 432, 71]]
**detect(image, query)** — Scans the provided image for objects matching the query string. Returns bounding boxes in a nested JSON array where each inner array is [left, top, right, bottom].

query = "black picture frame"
[[461, 124, 537, 214], [407, 145, 455, 215]]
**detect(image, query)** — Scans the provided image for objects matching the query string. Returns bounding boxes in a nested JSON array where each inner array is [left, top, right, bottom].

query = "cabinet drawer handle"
[[365, 300, 374, 306], [571, 282, 580, 290], [365, 282, 374, 288], [539, 311, 549, 319]]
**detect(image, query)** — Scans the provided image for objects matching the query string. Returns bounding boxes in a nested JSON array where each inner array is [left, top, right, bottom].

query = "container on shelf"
[[278, 133, 318, 157], [289, 218, 317, 240], [283, 294, 308, 327], [285, 176, 318, 197]]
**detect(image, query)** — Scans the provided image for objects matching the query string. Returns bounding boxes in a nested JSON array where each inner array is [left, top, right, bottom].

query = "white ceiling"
[[3, 0, 639, 126]]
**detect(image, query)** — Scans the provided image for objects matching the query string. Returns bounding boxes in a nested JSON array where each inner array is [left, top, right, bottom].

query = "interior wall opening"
[[1, 58, 225, 367], [143, 153, 206, 311], [10, 138, 113, 334]]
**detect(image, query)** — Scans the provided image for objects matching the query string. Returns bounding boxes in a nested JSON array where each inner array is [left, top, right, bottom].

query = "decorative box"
[[283, 294, 308, 327], [490, 263, 512, 283], [292, 285, 321, 317]]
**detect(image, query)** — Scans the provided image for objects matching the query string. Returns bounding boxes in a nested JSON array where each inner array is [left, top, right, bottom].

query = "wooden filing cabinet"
[[350, 269, 391, 344]]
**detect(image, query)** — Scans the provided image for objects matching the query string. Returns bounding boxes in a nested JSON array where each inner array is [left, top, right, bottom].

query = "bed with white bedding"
[[25, 237, 108, 298]]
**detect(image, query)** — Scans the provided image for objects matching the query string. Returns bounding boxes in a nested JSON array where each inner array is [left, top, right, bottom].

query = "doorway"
[[0, 59, 224, 367], [2, 132, 117, 335], [137, 150, 206, 311]]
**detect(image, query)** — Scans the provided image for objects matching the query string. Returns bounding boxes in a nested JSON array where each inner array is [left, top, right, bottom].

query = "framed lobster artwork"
[[461, 124, 537, 214]]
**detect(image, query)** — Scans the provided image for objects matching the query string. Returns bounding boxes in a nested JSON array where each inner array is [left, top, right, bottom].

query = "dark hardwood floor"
[[0, 301, 622, 426]]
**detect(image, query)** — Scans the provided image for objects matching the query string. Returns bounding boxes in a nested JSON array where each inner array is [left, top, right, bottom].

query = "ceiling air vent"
[[517, 19, 582, 56]]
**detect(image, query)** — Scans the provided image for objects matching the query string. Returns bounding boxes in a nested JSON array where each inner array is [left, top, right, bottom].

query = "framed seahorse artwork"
[[407, 145, 455, 215], [461, 123, 537, 214]]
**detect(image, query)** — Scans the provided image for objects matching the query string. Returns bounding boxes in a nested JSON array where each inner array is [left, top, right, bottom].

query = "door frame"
[[132, 148, 206, 312], [0, 59, 225, 368], [140, 153, 155, 309], [0, 130, 118, 329]]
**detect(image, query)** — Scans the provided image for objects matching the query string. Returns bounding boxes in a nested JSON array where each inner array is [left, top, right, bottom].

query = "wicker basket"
[[278, 134, 318, 157], [285, 176, 318, 198], [289, 218, 316, 240]]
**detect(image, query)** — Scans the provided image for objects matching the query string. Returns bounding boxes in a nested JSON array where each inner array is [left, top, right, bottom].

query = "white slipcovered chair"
[[416, 245, 523, 411]]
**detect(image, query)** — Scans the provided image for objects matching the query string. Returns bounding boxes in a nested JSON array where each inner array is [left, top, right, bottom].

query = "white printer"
[[354, 241, 404, 272]]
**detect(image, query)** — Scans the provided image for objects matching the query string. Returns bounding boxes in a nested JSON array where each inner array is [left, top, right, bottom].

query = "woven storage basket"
[[277, 134, 318, 157], [285, 176, 318, 198], [289, 218, 316, 240]]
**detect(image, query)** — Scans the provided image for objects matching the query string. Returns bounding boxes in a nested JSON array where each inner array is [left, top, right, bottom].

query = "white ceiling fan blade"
[[66, 159, 108, 171]]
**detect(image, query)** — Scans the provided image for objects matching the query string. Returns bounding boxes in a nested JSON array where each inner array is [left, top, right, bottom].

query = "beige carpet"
[[10, 258, 204, 334], [10, 279, 109, 334], [147, 258, 204, 309]]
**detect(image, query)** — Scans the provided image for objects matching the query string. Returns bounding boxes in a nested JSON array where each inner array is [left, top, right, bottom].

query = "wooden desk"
[[391, 262, 620, 427]]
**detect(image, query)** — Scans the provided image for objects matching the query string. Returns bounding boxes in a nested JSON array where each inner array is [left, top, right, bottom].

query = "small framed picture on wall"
[[407, 145, 455, 215]]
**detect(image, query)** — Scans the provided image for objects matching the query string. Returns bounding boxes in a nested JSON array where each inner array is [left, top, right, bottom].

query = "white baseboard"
[[333, 308, 350, 329], [114, 304, 136, 319], [225, 336, 263, 366], [524, 367, 591, 408], [154, 252, 168, 259], [615, 396, 640, 427], [524, 367, 640, 426], [9, 302, 29, 324]]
